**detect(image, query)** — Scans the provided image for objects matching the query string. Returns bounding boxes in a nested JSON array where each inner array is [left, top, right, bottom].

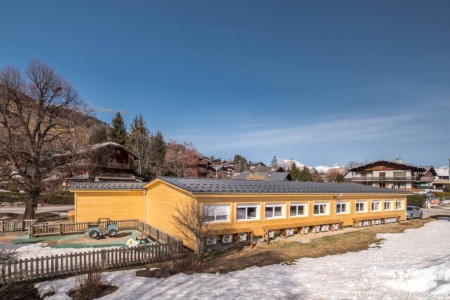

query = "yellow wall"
[[145, 181, 199, 249], [196, 194, 407, 236], [74, 190, 145, 222], [72, 180, 407, 250]]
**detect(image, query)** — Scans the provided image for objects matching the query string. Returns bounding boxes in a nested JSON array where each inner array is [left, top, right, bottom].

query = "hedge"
[[407, 194, 426, 207], [0, 191, 74, 204]]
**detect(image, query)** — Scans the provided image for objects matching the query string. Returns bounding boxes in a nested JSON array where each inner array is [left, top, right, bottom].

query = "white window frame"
[[384, 200, 393, 211], [203, 204, 230, 223], [395, 200, 404, 210], [355, 200, 367, 213], [371, 200, 381, 212], [236, 204, 260, 221], [290, 202, 308, 218], [265, 203, 285, 219], [313, 202, 329, 216], [336, 201, 349, 214]]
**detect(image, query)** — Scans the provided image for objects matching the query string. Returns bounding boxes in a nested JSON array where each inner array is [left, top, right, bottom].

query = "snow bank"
[[9, 242, 119, 259], [37, 220, 450, 299]]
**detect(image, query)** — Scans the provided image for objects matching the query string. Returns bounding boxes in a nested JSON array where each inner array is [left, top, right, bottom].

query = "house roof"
[[348, 160, 426, 173], [70, 181, 146, 190], [158, 177, 410, 194], [234, 172, 292, 181]]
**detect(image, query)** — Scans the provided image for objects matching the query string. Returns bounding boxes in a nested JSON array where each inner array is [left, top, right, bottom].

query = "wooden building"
[[70, 177, 409, 251], [348, 159, 426, 191]]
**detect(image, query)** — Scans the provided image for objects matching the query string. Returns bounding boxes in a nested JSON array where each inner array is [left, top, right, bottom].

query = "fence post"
[[101, 250, 106, 270]]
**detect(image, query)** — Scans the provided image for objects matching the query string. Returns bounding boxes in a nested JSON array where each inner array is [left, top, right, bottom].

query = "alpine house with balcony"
[[347, 159, 426, 191]]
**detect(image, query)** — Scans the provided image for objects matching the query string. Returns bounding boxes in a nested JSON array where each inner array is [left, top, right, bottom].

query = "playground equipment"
[[87, 218, 119, 239]]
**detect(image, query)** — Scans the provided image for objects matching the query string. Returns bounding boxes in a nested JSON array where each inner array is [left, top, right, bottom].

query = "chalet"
[[63, 142, 140, 183], [348, 159, 426, 191], [70, 177, 409, 251]]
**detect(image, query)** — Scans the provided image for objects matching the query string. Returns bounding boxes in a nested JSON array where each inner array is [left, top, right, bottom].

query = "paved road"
[[422, 208, 450, 218], [0, 205, 73, 214]]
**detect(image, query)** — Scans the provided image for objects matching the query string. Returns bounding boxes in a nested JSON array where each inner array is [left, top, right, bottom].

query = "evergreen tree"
[[149, 131, 166, 177], [290, 162, 301, 181], [233, 154, 248, 172], [109, 112, 128, 146], [129, 114, 152, 178], [299, 167, 313, 181], [271, 155, 278, 168], [335, 173, 345, 183]]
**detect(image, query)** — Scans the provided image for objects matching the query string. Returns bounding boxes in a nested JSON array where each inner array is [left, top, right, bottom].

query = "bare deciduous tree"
[[0, 61, 83, 219], [165, 141, 201, 178], [172, 200, 214, 260]]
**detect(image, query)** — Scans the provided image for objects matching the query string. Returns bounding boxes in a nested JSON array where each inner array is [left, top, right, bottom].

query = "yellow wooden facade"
[[142, 180, 407, 249], [73, 190, 145, 222], [71, 179, 408, 250]]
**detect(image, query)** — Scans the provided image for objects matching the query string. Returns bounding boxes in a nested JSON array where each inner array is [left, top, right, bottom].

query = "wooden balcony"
[[352, 176, 420, 182]]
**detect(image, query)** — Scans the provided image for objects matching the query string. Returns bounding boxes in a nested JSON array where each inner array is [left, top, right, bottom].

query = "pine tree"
[[299, 167, 313, 182], [129, 114, 152, 178], [149, 131, 166, 177], [271, 155, 278, 168], [290, 162, 301, 181], [109, 112, 128, 146]]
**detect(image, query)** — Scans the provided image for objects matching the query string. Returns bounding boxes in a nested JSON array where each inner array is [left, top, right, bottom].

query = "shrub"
[[407, 194, 426, 207], [69, 265, 117, 300]]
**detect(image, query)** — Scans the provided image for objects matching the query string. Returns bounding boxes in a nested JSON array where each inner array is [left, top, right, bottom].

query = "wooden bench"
[[262, 218, 344, 241], [353, 214, 401, 227]]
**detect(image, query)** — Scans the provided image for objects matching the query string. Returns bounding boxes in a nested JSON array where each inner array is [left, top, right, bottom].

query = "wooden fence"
[[29, 219, 139, 237], [1, 220, 185, 284], [0, 243, 181, 284], [0, 219, 35, 233], [137, 220, 184, 254]]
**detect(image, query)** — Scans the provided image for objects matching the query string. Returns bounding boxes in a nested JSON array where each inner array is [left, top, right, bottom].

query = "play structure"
[[87, 218, 119, 239]]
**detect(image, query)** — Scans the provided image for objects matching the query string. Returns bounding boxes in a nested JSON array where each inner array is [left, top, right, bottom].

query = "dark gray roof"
[[234, 172, 292, 181], [70, 181, 146, 190], [159, 177, 410, 194]]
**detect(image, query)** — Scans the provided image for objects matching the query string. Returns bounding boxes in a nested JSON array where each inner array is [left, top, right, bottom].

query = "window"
[[203, 204, 230, 222], [356, 201, 367, 213], [236, 204, 260, 221], [371, 200, 381, 212], [313, 202, 329, 215], [336, 201, 349, 214], [265, 203, 285, 219], [395, 200, 403, 210], [290, 202, 308, 217], [384, 200, 393, 210]]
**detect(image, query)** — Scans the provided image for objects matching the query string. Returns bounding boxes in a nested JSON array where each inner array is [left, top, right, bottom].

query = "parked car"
[[406, 206, 423, 220]]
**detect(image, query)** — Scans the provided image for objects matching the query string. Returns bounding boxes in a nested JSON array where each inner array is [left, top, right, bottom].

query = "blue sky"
[[1, 1, 450, 167]]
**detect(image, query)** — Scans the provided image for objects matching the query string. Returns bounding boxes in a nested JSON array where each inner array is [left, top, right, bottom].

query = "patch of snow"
[[8, 242, 120, 259], [37, 221, 450, 299]]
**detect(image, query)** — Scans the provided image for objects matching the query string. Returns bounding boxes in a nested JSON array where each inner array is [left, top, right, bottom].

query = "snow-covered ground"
[[7, 242, 120, 259], [37, 220, 450, 299]]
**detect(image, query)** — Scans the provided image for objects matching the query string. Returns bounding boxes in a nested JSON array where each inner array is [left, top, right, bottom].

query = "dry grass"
[[138, 218, 432, 278]]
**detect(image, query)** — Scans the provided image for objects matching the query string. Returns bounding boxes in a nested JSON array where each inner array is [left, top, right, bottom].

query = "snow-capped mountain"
[[276, 159, 305, 170], [313, 163, 345, 174], [277, 159, 345, 174], [436, 166, 449, 178]]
